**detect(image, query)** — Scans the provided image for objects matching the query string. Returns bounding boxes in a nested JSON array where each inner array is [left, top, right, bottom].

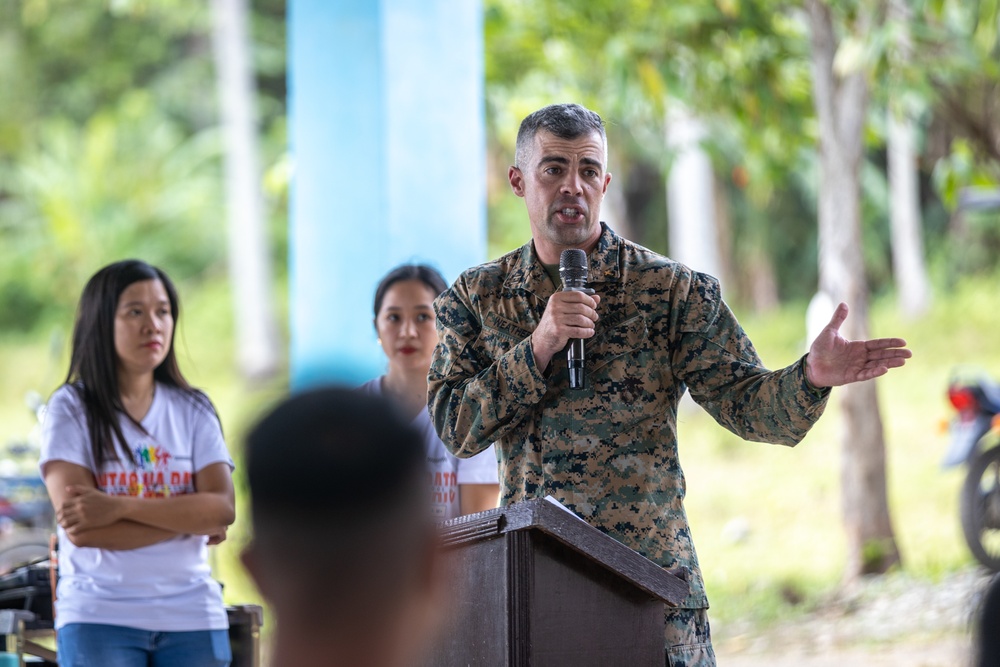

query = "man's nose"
[[560, 171, 582, 195]]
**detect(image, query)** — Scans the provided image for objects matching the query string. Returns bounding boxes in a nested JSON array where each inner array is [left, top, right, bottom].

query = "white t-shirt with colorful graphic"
[[359, 377, 499, 519], [39, 383, 234, 632]]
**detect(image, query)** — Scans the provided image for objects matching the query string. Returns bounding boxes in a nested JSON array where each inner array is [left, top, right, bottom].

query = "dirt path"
[[712, 567, 987, 667], [717, 635, 971, 667]]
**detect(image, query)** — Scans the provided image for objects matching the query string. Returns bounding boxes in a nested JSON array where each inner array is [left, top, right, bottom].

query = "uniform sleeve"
[[428, 280, 548, 458], [670, 272, 830, 446], [190, 397, 234, 473], [456, 444, 500, 484], [39, 385, 95, 476]]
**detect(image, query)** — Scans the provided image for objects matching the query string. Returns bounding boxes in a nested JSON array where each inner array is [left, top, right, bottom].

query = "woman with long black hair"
[[40, 259, 234, 667]]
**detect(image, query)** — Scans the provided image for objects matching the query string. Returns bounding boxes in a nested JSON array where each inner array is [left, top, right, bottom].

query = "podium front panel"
[[427, 515, 667, 666], [430, 535, 510, 665], [523, 532, 664, 666]]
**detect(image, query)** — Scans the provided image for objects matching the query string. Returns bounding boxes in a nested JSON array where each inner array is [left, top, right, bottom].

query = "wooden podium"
[[424, 498, 689, 667]]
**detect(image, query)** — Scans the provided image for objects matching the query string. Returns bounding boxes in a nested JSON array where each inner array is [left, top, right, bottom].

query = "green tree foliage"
[[1, 94, 223, 329], [484, 1, 829, 302], [0, 0, 287, 333], [483, 0, 1000, 304]]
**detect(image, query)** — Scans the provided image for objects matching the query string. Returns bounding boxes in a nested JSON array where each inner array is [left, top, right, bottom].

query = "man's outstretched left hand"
[[805, 302, 912, 388]]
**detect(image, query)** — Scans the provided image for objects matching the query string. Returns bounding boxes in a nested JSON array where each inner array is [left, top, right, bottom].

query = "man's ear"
[[508, 166, 526, 198]]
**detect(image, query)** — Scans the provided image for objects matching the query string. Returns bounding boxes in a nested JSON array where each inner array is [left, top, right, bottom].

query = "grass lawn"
[[685, 275, 1000, 634]]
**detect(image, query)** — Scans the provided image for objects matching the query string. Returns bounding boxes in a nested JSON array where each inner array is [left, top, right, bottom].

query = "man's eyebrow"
[[539, 154, 604, 170]]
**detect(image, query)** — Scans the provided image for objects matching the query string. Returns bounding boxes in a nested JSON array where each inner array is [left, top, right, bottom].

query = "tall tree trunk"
[[886, 0, 931, 319], [746, 246, 780, 314], [713, 171, 738, 297], [807, 0, 901, 579], [601, 165, 633, 241], [887, 112, 931, 318], [211, 0, 279, 378], [665, 107, 723, 279]]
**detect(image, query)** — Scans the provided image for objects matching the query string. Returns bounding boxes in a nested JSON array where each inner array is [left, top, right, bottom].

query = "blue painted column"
[[288, 0, 486, 388]]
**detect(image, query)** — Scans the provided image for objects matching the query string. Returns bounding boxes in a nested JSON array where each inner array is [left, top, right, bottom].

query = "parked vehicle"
[[943, 368, 1000, 570], [0, 392, 53, 573]]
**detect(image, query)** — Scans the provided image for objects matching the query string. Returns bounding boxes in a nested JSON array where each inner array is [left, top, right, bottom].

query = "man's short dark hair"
[[514, 103, 607, 169], [244, 386, 433, 630]]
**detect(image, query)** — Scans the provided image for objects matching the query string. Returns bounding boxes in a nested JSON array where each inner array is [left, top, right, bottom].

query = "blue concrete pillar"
[[288, 0, 486, 388]]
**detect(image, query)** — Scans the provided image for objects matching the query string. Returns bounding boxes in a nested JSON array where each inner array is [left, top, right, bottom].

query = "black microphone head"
[[559, 249, 588, 285]]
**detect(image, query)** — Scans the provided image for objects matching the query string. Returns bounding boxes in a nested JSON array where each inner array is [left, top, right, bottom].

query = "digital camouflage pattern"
[[428, 223, 830, 661], [666, 609, 714, 666]]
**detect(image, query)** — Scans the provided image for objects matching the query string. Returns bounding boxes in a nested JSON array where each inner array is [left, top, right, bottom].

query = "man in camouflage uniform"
[[427, 103, 911, 666]]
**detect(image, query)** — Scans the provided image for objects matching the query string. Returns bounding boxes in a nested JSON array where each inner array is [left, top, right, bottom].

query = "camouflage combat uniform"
[[428, 223, 831, 666]]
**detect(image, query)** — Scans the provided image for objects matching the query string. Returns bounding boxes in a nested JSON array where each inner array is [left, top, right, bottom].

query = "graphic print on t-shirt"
[[95, 441, 195, 498], [431, 468, 457, 517]]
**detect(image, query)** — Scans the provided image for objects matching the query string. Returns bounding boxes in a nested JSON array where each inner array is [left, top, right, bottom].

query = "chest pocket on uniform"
[[586, 304, 649, 375], [478, 311, 534, 359]]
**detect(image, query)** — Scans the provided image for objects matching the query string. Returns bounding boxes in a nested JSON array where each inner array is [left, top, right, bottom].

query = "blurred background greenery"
[[1, 0, 999, 652]]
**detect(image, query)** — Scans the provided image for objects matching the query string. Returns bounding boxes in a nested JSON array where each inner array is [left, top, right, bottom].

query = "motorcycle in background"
[[0, 392, 54, 573], [943, 368, 1000, 571]]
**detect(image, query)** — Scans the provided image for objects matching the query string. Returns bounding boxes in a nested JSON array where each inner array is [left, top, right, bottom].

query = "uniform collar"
[[504, 222, 622, 297]]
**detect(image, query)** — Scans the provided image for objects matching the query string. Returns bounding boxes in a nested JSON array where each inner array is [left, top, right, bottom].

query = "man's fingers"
[[864, 346, 911, 360], [552, 290, 599, 311], [554, 304, 598, 324], [865, 338, 910, 353], [863, 367, 889, 381], [863, 357, 905, 370], [554, 290, 597, 304], [826, 302, 849, 333], [561, 315, 597, 337]]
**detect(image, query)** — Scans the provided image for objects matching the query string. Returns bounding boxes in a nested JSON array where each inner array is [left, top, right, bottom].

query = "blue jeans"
[[57, 623, 231, 667]]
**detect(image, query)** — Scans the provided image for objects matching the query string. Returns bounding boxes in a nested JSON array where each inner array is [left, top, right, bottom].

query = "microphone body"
[[559, 249, 591, 390]]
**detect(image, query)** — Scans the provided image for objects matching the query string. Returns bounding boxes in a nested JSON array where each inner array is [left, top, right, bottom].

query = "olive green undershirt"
[[542, 262, 561, 290]]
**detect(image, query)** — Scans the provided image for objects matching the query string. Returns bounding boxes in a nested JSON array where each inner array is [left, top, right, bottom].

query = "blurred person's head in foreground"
[[241, 386, 444, 667]]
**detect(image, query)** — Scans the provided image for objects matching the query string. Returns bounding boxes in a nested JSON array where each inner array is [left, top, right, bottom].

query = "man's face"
[[508, 129, 612, 263]]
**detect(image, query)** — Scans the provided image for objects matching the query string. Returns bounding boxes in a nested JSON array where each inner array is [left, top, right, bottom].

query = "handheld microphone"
[[559, 249, 591, 390]]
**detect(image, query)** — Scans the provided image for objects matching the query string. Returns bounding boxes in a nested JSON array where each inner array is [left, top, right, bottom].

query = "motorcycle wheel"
[[961, 444, 1000, 571]]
